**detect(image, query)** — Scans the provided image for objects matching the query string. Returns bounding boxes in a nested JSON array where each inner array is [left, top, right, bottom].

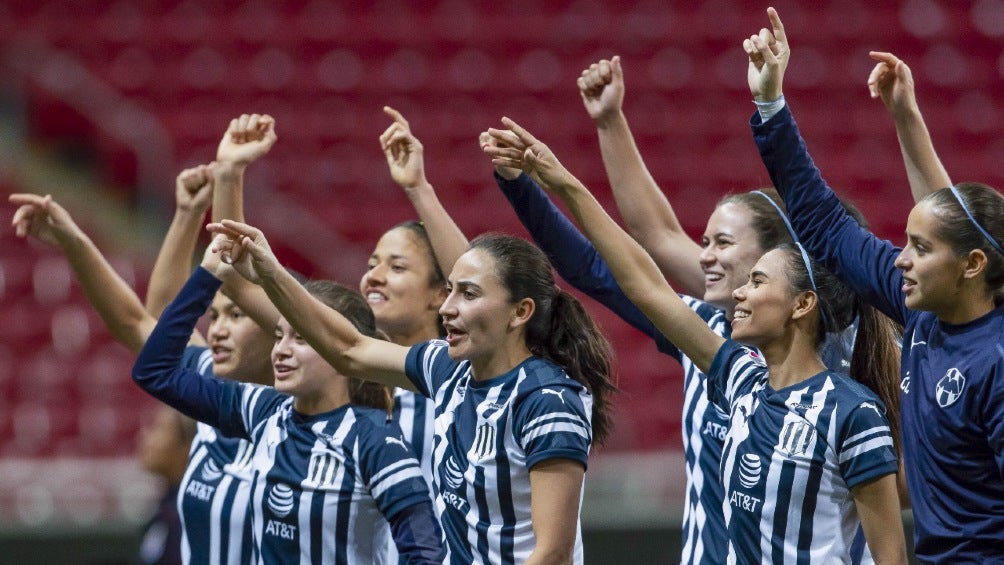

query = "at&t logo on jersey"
[[441, 456, 469, 512], [200, 459, 223, 482], [265, 483, 297, 541], [936, 368, 966, 408], [730, 453, 763, 513]]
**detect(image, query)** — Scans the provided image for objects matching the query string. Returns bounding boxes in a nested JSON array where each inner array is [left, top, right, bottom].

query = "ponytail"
[[849, 303, 904, 456]]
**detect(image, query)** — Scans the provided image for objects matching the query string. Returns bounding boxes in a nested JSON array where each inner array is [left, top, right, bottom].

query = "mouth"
[[704, 272, 724, 286], [273, 363, 295, 380], [366, 290, 388, 305], [211, 346, 233, 364], [732, 308, 750, 325], [444, 325, 466, 347], [901, 276, 917, 295]]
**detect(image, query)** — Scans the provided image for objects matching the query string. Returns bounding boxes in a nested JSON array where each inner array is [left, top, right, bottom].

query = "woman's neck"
[[936, 289, 997, 325], [293, 387, 351, 415], [761, 332, 826, 390], [470, 342, 534, 382]]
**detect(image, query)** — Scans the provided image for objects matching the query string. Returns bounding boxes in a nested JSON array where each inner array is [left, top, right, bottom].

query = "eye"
[[391, 264, 406, 273], [230, 311, 244, 321], [208, 311, 219, 321], [366, 262, 377, 271], [463, 290, 477, 300], [274, 332, 282, 342]]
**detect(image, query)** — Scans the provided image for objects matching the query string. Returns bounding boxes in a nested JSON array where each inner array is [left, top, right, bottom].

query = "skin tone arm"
[[381, 106, 469, 275], [8, 193, 183, 351], [867, 51, 952, 201], [204, 225, 417, 391], [525, 459, 585, 565], [145, 164, 214, 317], [211, 113, 283, 332], [851, 474, 909, 564], [484, 119, 724, 373], [579, 56, 705, 297]]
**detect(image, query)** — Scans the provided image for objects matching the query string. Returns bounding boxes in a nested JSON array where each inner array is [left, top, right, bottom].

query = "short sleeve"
[[838, 401, 899, 489], [404, 340, 459, 399], [982, 365, 1004, 476], [358, 420, 433, 521], [706, 340, 768, 412], [516, 386, 592, 471]]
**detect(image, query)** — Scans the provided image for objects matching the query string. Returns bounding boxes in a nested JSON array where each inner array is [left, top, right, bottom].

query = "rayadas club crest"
[[936, 368, 966, 408]]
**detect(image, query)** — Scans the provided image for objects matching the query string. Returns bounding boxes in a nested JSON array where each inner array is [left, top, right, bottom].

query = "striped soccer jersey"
[[707, 341, 898, 563], [405, 341, 593, 564], [386, 388, 436, 564], [218, 385, 433, 565], [176, 346, 255, 565]]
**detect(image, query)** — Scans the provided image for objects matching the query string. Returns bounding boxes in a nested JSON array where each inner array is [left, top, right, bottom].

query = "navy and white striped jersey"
[[405, 340, 593, 564], [387, 388, 436, 564], [494, 172, 731, 565], [707, 340, 898, 563], [176, 346, 256, 565], [220, 386, 435, 565], [134, 268, 444, 565]]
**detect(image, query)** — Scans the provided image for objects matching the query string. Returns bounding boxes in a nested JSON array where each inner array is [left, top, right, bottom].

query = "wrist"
[[593, 109, 627, 130], [494, 166, 521, 181], [213, 161, 248, 179], [403, 179, 434, 196]]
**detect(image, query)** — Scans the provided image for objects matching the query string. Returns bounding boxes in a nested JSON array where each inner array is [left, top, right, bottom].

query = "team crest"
[[305, 452, 340, 488], [936, 368, 966, 408], [778, 420, 813, 457], [470, 422, 497, 462]]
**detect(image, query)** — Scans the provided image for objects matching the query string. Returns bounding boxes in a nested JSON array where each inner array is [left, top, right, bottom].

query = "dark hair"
[[719, 188, 794, 252], [775, 244, 902, 454], [302, 280, 393, 415], [468, 233, 617, 445], [925, 183, 1004, 302], [388, 220, 448, 337]]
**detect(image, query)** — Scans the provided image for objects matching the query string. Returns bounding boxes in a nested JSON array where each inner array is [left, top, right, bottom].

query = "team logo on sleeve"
[[936, 368, 966, 408], [541, 388, 566, 404], [266, 483, 295, 518], [385, 436, 409, 450]]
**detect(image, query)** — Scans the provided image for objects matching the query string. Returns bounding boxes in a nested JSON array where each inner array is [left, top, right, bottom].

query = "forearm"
[[595, 112, 704, 295], [552, 176, 721, 370], [146, 207, 205, 317], [132, 268, 230, 429], [388, 500, 446, 564], [892, 106, 952, 202], [211, 162, 246, 224], [403, 181, 468, 276], [219, 276, 280, 332], [59, 232, 153, 353]]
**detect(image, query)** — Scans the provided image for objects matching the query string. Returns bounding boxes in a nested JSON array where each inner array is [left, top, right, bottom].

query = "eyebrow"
[[750, 270, 769, 280]]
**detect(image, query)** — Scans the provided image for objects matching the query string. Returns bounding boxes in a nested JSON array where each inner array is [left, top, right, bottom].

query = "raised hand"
[[744, 7, 789, 102], [205, 219, 281, 286], [867, 51, 919, 119], [480, 130, 521, 181], [484, 118, 574, 191], [578, 56, 625, 124], [9, 193, 83, 247], [379, 106, 428, 190], [216, 114, 278, 167], [175, 164, 214, 213]]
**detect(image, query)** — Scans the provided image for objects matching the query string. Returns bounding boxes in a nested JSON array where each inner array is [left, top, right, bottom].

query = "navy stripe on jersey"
[[708, 341, 898, 563], [405, 341, 592, 564]]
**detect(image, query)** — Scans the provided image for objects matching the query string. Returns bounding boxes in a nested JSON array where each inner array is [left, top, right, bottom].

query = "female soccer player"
[[206, 219, 616, 565], [132, 247, 444, 564], [484, 117, 907, 563], [746, 8, 1004, 562]]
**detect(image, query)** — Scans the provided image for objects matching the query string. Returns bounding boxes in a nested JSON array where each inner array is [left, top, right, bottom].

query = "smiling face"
[[700, 202, 767, 314], [359, 226, 446, 345], [271, 316, 341, 400], [439, 248, 525, 375], [207, 292, 273, 382], [730, 248, 801, 348], [894, 200, 969, 317]]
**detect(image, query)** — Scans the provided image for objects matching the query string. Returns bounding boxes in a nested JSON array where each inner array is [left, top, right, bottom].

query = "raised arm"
[[867, 51, 952, 201], [211, 113, 283, 332], [381, 106, 468, 275], [145, 164, 214, 317], [9, 193, 162, 352], [579, 56, 705, 296], [205, 222, 415, 391], [485, 119, 724, 373]]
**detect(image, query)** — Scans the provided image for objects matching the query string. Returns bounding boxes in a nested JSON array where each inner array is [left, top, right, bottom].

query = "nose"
[[208, 318, 228, 339], [699, 245, 715, 268], [273, 335, 292, 358], [439, 291, 458, 319], [365, 263, 388, 285], [732, 282, 748, 302], [893, 248, 910, 270]]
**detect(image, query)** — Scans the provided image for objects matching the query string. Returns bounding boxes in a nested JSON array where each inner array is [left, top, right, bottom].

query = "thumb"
[[611, 55, 623, 82]]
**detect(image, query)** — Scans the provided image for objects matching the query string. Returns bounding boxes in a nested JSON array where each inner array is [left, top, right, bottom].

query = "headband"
[[949, 186, 1004, 257]]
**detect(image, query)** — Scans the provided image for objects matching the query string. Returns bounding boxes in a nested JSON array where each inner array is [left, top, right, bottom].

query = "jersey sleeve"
[[358, 419, 436, 523], [515, 385, 593, 470], [404, 340, 457, 398], [706, 340, 768, 412], [132, 267, 282, 439], [494, 171, 679, 357], [752, 105, 912, 327], [838, 401, 899, 488], [983, 363, 1004, 476]]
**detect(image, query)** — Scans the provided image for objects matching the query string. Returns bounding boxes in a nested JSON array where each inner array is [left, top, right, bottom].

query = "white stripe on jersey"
[[521, 416, 590, 443], [839, 435, 894, 464]]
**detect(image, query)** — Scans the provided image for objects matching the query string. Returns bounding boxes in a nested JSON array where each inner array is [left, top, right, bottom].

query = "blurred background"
[[1, 0, 1003, 562]]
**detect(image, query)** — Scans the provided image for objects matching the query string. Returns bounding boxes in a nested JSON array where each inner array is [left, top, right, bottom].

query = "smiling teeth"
[[367, 292, 384, 301], [706, 274, 723, 281], [734, 311, 749, 319]]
